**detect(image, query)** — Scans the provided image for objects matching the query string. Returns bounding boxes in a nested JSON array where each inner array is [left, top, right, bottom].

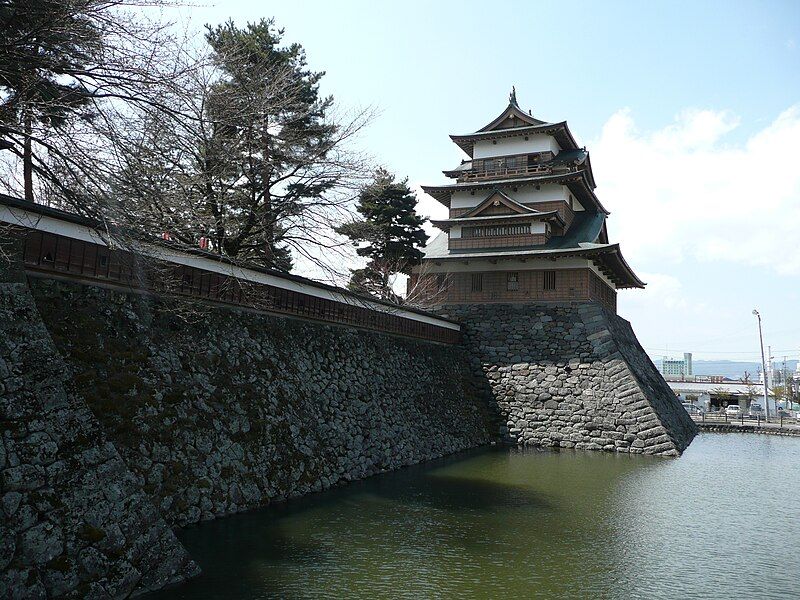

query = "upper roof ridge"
[[476, 92, 548, 133]]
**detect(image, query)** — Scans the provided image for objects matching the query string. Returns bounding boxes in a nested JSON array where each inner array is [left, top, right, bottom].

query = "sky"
[[163, 0, 800, 363]]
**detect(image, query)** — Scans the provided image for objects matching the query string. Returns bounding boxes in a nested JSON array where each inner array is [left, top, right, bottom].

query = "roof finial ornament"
[[509, 85, 518, 107]]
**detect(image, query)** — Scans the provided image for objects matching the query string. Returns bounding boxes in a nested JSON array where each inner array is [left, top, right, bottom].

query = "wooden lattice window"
[[462, 224, 530, 238], [471, 273, 483, 292], [543, 270, 556, 291], [507, 272, 519, 291]]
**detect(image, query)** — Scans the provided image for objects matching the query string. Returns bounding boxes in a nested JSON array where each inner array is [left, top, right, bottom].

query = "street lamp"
[[752, 309, 771, 419]]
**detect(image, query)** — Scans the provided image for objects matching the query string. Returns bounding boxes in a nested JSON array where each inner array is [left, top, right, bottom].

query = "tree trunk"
[[23, 110, 33, 201], [262, 123, 274, 266]]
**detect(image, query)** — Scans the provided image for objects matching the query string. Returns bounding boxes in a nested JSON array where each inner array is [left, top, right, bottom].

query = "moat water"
[[150, 434, 800, 599]]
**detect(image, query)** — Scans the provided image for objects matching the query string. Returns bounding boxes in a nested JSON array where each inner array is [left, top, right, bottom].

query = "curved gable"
[[477, 102, 548, 132], [463, 190, 539, 218]]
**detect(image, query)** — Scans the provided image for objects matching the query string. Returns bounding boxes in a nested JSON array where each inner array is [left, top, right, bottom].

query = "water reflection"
[[148, 435, 800, 599]]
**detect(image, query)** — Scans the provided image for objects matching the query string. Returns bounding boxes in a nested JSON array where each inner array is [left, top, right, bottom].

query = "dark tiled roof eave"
[[430, 210, 564, 230]]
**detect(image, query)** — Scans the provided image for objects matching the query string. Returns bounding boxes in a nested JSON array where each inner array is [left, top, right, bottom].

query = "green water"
[[150, 434, 800, 599]]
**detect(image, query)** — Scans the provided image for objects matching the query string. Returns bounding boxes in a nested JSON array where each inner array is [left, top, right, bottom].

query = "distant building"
[[659, 353, 692, 378], [694, 374, 724, 383], [667, 380, 773, 412]]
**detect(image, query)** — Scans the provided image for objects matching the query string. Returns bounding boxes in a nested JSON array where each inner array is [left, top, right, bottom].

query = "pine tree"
[[336, 169, 428, 300], [199, 18, 339, 271], [113, 18, 369, 272], [0, 0, 199, 217], [0, 0, 100, 200]]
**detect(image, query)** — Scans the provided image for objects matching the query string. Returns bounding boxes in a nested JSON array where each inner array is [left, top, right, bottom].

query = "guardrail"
[[692, 413, 800, 429]]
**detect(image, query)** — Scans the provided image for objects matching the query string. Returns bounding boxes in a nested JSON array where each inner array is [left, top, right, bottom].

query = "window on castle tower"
[[543, 270, 556, 291], [463, 224, 530, 238], [506, 156, 524, 170], [471, 273, 483, 292], [507, 272, 519, 291]]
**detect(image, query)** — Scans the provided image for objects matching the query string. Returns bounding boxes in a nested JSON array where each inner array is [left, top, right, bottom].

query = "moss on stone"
[[46, 554, 72, 573], [78, 524, 106, 544]]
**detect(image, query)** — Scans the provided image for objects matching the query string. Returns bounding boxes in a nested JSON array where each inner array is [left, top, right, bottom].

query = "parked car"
[[749, 403, 764, 418], [682, 403, 704, 415], [725, 404, 742, 417]]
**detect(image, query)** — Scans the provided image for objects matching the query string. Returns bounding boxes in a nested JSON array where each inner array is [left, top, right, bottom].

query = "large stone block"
[[436, 302, 697, 456], [0, 263, 198, 599]]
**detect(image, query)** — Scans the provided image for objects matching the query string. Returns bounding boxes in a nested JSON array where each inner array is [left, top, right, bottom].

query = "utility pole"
[[753, 310, 770, 419], [781, 356, 792, 409], [782, 356, 788, 410], [769, 346, 775, 412]]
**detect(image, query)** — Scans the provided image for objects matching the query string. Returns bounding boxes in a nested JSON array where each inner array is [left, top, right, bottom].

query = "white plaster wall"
[[473, 133, 560, 159], [530, 222, 547, 234], [451, 192, 482, 210], [450, 226, 461, 239], [450, 184, 571, 210], [510, 184, 569, 205]]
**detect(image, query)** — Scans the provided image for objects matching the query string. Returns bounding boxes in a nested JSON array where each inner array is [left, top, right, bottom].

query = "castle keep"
[[414, 91, 696, 456], [412, 88, 642, 311]]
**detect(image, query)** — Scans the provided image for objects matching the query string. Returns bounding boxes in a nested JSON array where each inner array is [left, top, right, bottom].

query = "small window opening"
[[543, 270, 556, 291], [471, 273, 483, 292], [507, 272, 519, 291]]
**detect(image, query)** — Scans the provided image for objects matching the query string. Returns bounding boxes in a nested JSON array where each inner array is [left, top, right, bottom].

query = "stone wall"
[[436, 302, 697, 456], [0, 259, 197, 599], [2, 256, 695, 597], [27, 278, 495, 528]]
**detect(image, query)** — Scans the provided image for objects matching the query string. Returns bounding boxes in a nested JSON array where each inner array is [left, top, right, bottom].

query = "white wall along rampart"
[[0, 203, 459, 331]]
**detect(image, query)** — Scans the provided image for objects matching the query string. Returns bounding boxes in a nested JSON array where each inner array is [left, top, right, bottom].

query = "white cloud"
[[625, 272, 688, 310], [591, 105, 800, 275]]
